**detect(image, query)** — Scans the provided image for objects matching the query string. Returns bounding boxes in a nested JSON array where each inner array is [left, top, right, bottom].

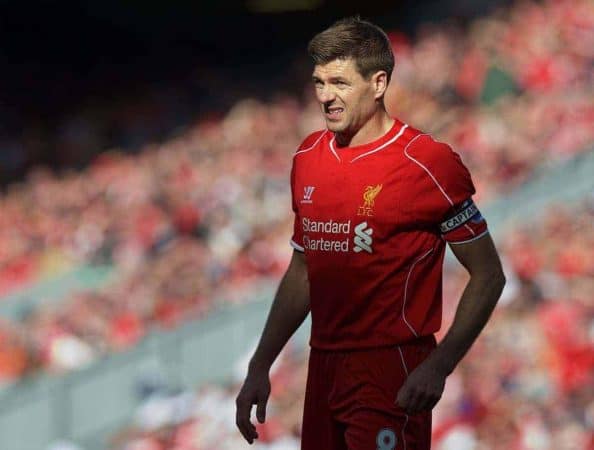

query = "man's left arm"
[[396, 233, 506, 414]]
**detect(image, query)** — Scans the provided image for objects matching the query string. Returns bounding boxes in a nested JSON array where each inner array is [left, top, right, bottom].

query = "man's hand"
[[235, 369, 271, 444], [395, 358, 447, 415], [234, 250, 309, 443]]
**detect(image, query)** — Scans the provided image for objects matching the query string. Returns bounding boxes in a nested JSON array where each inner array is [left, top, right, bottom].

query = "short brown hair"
[[308, 16, 395, 81]]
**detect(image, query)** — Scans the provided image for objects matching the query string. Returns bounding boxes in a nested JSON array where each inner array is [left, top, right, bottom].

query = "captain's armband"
[[441, 199, 488, 244]]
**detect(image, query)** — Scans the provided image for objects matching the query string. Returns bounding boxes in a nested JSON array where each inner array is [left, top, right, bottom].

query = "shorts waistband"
[[310, 334, 436, 354]]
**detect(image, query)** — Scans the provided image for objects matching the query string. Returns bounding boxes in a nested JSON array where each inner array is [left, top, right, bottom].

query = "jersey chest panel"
[[294, 148, 426, 265]]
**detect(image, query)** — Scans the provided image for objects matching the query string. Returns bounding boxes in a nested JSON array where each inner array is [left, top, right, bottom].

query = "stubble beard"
[[326, 115, 348, 134]]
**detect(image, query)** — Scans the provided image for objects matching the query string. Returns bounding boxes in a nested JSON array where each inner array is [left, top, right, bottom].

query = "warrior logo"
[[357, 184, 383, 216], [354, 221, 373, 253], [301, 186, 315, 204]]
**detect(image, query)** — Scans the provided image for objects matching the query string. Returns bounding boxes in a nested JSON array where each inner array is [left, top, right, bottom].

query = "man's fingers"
[[237, 415, 258, 444], [256, 397, 268, 424], [422, 391, 441, 411], [396, 384, 425, 415], [395, 385, 406, 406], [395, 383, 411, 409], [401, 389, 440, 415], [405, 388, 421, 414], [410, 392, 427, 414], [396, 363, 446, 414], [235, 396, 258, 444], [237, 421, 257, 445]]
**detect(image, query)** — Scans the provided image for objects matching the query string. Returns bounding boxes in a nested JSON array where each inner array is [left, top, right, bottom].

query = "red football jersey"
[[290, 118, 488, 350]]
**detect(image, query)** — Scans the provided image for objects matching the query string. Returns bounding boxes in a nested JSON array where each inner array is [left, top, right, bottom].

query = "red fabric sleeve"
[[405, 134, 488, 243], [290, 161, 305, 252], [289, 130, 325, 252]]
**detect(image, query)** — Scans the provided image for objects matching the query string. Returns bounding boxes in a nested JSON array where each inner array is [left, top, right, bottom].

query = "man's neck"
[[336, 111, 394, 147]]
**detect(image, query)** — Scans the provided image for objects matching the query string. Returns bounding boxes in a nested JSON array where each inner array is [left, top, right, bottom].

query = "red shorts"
[[301, 335, 436, 450]]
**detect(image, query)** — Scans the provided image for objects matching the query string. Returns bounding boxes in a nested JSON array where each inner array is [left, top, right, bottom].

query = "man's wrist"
[[248, 357, 272, 375], [426, 350, 457, 377]]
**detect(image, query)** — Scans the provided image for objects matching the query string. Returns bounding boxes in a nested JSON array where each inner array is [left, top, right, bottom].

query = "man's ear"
[[372, 71, 388, 100]]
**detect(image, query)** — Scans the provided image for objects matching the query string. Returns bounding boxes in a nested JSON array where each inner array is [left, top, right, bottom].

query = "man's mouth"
[[325, 106, 344, 120]]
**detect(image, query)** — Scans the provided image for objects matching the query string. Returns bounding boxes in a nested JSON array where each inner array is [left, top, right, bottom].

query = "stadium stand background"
[[1, 0, 593, 449], [1, 0, 511, 185]]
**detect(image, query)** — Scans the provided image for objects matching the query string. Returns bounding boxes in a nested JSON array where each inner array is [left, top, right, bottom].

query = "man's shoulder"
[[402, 130, 458, 168], [400, 129, 474, 201], [295, 129, 328, 156]]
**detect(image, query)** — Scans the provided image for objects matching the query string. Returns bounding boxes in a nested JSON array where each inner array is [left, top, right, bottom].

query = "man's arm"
[[236, 250, 310, 444], [396, 233, 505, 414]]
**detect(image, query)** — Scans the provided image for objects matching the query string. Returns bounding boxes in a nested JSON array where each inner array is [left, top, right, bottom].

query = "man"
[[236, 17, 505, 450]]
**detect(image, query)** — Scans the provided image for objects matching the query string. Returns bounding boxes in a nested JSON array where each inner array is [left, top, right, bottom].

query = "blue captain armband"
[[440, 199, 485, 233]]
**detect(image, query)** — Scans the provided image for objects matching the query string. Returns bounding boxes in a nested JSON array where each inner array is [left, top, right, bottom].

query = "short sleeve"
[[289, 162, 305, 252], [405, 134, 488, 244], [288, 130, 326, 252]]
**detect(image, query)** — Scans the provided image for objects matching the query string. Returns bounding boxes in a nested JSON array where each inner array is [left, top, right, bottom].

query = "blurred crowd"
[[384, 0, 594, 200], [0, 0, 593, 383], [0, 0, 592, 447], [105, 199, 594, 450], [0, 119, 297, 379]]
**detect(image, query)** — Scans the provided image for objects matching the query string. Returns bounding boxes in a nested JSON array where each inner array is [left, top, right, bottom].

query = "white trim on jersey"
[[404, 133, 455, 206], [290, 239, 305, 252], [402, 246, 434, 338], [398, 347, 408, 376], [463, 223, 476, 236], [294, 130, 328, 156], [448, 229, 489, 245], [405, 134, 487, 241], [349, 123, 409, 163], [328, 136, 342, 162], [402, 415, 409, 450], [398, 348, 410, 450]]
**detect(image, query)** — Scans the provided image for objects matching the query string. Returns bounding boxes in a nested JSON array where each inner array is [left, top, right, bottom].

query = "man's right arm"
[[235, 249, 310, 444], [248, 249, 310, 371]]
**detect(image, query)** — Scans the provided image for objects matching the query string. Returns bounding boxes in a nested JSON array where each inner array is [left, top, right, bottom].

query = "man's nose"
[[317, 85, 336, 103]]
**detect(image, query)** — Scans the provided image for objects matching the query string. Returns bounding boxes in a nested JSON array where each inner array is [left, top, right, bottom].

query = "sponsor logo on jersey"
[[440, 199, 483, 233], [302, 218, 351, 234], [300, 217, 374, 254], [357, 184, 383, 216], [353, 221, 373, 253], [301, 186, 315, 204], [302, 217, 351, 252], [303, 235, 349, 252]]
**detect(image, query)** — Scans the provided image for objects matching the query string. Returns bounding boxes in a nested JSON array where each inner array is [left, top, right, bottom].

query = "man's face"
[[312, 58, 378, 136]]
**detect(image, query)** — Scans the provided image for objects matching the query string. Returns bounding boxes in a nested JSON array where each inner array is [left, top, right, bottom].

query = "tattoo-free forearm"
[[427, 270, 505, 375], [249, 254, 310, 373]]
